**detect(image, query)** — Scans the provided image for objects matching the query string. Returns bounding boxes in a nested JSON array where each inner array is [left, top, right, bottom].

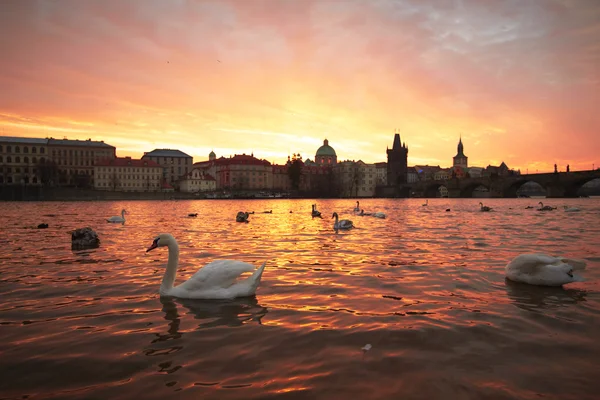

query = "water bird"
[[525, 206, 534, 209], [262, 210, 272, 214], [505, 254, 586, 286], [146, 233, 266, 299], [372, 211, 386, 219], [332, 212, 353, 230], [354, 201, 360, 212], [107, 209, 127, 223], [236, 211, 250, 222], [37, 223, 48, 229], [479, 202, 492, 212], [422, 199, 428, 206], [563, 206, 581, 212], [538, 202, 555, 211], [188, 213, 198, 217], [446, 209, 451, 212], [71, 227, 100, 249], [311, 204, 322, 218], [359, 209, 372, 216]]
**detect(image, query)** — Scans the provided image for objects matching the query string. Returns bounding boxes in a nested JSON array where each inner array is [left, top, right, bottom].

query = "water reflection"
[[160, 296, 268, 330], [504, 279, 587, 312]]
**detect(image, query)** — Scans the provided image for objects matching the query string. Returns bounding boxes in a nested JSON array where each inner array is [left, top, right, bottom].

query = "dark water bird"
[[263, 210, 272, 214], [446, 209, 450, 212], [479, 202, 492, 212], [311, 204, 322, 218], [538, 202, 556, 211], [188, 213, 198, 217], [37, 223, 49, 229], [236, 211, 249, 223]]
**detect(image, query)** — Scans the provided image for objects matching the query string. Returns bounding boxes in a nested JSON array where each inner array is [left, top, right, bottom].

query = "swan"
[[311, 204, 322, 218], [563, 206, 581, 212], [354, 201, 360, 212], [372, 211, 386, 219], [479, 202, 492, 212], [236, 211, 249, 222], [359, 209, 372, 216], [71, 227, 100, 249], [422, 199, 428, 206], [107, 209, 127, 223], [146, 233, 266, 299], [332, 212, 353, 230], [505, 253, 586, 286], [538, 202, 555, 211]]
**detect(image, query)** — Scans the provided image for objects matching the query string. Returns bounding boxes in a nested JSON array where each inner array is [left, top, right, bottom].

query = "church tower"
[[387, 130, 408, 185], [452, 137, 468, 169]]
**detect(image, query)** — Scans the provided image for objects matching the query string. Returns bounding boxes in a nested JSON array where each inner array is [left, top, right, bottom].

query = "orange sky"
[[1, 0, 599, 172]]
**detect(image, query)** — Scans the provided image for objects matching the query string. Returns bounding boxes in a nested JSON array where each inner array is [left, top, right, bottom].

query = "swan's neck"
[[121, 210, 126, 218], [161, 241, 179, 291]]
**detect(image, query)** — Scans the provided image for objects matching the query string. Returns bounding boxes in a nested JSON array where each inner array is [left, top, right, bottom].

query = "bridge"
[[396, 170, 600, 198]]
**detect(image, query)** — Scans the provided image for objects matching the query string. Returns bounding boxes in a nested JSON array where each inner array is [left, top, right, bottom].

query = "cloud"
[[0, 0, 598, 171]]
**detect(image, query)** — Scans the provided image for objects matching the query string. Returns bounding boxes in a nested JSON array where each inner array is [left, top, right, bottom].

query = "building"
[[315, 139, 337, 166], [407, 167, 419, 183], [214, 154, 272, 191], [0, 136, 49, 185], [141, 149, 193, 189], [414, 165, 442, 181], [434, 168, 452, 181], [179, 168, 216, 193], [94, 157, 163, 191], [467, 167, 484, 178], [375, 162, 387, 186], [452, 137, 468, 172], [386, 132, 408, 185], [47, 138, 116, 187], [335, 160, 377, 197]]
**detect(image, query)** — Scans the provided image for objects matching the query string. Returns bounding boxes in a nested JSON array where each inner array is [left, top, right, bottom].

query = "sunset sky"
[[1, 0, 598, 172]]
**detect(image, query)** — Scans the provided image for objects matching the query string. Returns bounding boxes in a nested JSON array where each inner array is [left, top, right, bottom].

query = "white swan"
[[146, 233, 266, 299], [354, 201, 360, 212], [422, 199, 428, 206], [372, 212, 386, 219], [332, 212, 353, 230], [479, 202, 492, 212], [107, 209, 127, 223], [563, 206, 581, 212], [505, 253, 586, 287]]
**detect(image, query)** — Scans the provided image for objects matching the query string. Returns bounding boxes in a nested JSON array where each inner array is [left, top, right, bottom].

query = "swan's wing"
[[506, 253, 559, 274], [181, 260, 256, 290], [560, 257, 587, 271]]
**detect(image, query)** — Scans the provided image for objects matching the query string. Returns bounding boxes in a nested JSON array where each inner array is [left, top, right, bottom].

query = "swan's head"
[[539, 202, 543, 206], [479, 202, 483, 206], [332, 212, 338, 219], [146, 233, 174, 252]]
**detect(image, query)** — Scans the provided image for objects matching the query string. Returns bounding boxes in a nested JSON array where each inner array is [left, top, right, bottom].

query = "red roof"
[[95, 157, 161, 168]]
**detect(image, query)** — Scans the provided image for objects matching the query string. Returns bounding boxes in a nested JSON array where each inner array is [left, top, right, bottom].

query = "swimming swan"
[[236, 211, 250, 222], [563, 206, 581, 212], [146, 233, 266, 299], [479, 202, 492, 212], [354, 201, 360, 212], [538, 202, 555, 211], [372, 211, 386, 219], [107, 209, 127, 223], [311, 204, 322, 218], [332, 212, 354, 230], [505, 253, 586, 286]]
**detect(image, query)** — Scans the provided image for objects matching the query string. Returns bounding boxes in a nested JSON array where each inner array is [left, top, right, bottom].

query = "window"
[[40, 148, 45, 154], [24, 147, 29, 154], [7, 156, 11, 163], [24, 157, 29, 164], [15, 146, 20, 153], [7, 146, 12, 152], [33, 147, 37, 154]]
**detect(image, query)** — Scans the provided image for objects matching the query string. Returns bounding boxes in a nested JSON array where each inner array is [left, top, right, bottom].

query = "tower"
[[453, 137, 468, 169], [387, 131, 408, 185]]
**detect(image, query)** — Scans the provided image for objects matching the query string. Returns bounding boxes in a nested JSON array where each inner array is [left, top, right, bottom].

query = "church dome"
[[209, 150, 216, 157], [316, 139, 336, 157]]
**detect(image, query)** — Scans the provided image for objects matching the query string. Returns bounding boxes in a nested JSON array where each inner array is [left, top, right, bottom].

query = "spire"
[[457, 136, 464, 156], [392, 133, 401, 150]]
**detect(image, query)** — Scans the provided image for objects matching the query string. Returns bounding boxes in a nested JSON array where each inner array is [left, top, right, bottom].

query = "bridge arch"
[[564, 177, 600, 197], [424, 183, 448, 198], [460, 182, 490, 197], [503, 179, 546, 197]]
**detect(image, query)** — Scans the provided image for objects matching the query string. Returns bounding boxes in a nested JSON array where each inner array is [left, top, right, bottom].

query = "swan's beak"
[[146, 243, 158, 252]]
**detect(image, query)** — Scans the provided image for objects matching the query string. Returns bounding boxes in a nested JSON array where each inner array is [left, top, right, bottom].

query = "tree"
[[287, 153, 303, 191], [36, 159, 59, 186]]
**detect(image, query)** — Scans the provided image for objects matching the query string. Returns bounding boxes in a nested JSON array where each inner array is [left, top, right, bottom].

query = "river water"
[[0, 198, 599, 400]]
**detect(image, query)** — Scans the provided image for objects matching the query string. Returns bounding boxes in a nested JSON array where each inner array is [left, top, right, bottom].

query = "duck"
[[332, 212, 354, 230], [372, 211, 386, 219], [311, 204, 322, 218], [146, 233, 266, 299], [479, 202, 492, 212], [354, 201, 360, 212], [188, 213, 198, 217], [107, 209, 127, 223], [505, 253, 586, 286], [538, 202, 556, 211], [262, 210, 272, 214], [563, 206, 581, 212], [37, 223, 49, 229], [236, 211, 249, 223]]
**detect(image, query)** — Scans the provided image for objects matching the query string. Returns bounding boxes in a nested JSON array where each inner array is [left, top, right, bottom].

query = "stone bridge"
[[401, 170, 600, 198]]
